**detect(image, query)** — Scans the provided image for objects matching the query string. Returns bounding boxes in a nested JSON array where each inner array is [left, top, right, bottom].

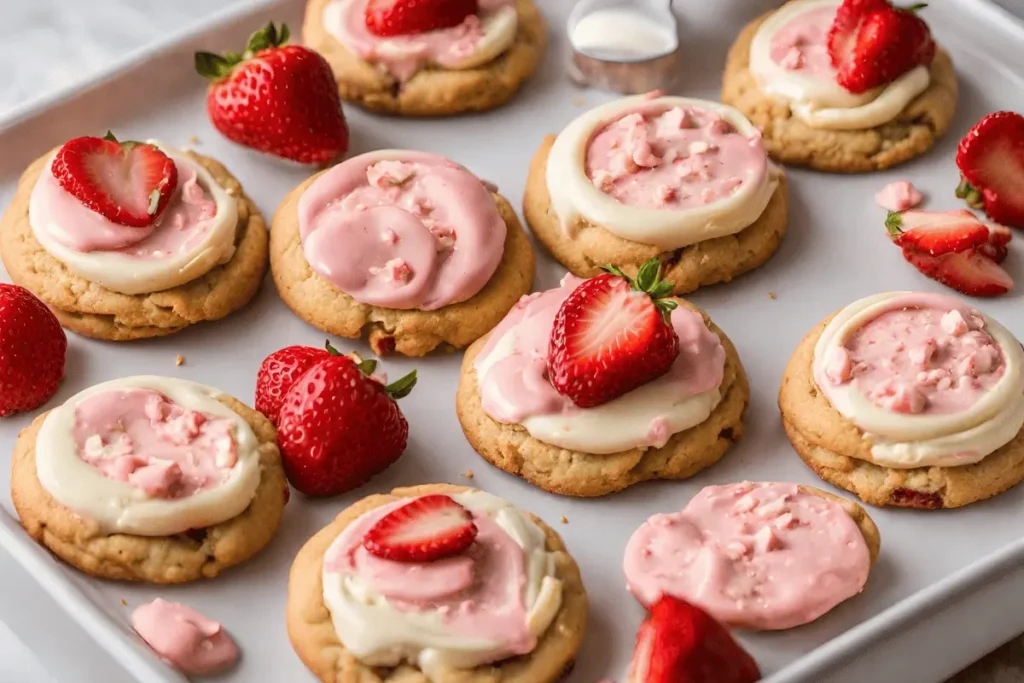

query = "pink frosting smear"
[[131, 599, 239, 676], [29, 156, 218, 257], [814, 293, 1006, 416], [298, 151, 506, 311], [623, 482, 871, 630], [72, 388, 238, 499], [326, 0, 516, 81], [475, 276, 725, 428], [769, 5, 839, 79], [875, 181, 924, 212], [585, 104, 768, 211], [324, 497, 536, 662]]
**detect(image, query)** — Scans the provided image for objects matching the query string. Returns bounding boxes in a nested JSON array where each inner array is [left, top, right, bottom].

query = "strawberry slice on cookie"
[[365, 0, 479, 37], [956, 111, 1024, 229], [362, 494, 479, 562]]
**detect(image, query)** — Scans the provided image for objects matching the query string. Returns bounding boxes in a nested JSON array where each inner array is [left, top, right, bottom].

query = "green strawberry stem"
[[323, 340, 416, 400], [195, 21, 290, 80], [385, 371, 417, 400], [903, 3, 928, 12], [955, 178, 985, 210], [602, 259, 678, 319], [885, 211, 905, 237]]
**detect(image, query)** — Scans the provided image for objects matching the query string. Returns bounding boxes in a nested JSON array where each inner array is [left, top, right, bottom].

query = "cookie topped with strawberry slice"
[[456, 259, 750, 497]]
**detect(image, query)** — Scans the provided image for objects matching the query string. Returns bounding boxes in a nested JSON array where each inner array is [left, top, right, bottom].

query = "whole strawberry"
[[956, 111, 1024, 229], [255, 343, 331, 425], [195, 22, 348, 165], [828, 0, 935, 94], [276, 344, 416, 497], [0, 285, 67, 417], [548, 259, 680, 409]]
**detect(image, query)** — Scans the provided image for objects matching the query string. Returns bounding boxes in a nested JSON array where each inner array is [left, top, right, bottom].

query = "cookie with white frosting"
[[11, 376, 287, 583], [780, 292, 1024, 508], [722, 0, 958, 172], [302, 0, 546, 116], [286, 484, 587, 682], [271, 150, 534, 357], [524, 94, 789, 295], [0, 142, 268, 341]]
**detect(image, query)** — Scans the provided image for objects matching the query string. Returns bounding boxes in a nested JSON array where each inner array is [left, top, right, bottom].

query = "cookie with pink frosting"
[[286, 484, 587, 682], [302, 0, 546, 116], [524, 93, 789, 296], [623, 482, 879, 630], [0, 141, 268, 341], [721, 0, 958, 172], [271, 150, 534, 357], [780, 291, 1024, 509], [455, 270, 749, 497], [11, 376, 287, 583]]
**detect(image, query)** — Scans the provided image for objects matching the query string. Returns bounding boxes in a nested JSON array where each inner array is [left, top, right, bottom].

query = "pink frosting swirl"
[[131, 599, 239, 676], [298, 151, 506, 311], [768, 4, 837, 78]]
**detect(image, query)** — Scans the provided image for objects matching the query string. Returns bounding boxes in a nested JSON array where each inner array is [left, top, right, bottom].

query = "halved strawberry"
[[628, 596, 760, 683], [51, 132, 177, 227], [548, 259, 680, 409], [365, 0, 479, 37], [979, 222, 1012, 263], [956, 111, 1024, 229], [885, 210, 990, 256], [902, 246, 1013, 297], [363, 494, 478, 563]]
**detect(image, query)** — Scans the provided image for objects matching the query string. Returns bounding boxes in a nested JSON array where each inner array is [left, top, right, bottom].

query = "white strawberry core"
[[573, 287, 651, 360], [87, 146, 158, 216], [389, 506, 469, 544]]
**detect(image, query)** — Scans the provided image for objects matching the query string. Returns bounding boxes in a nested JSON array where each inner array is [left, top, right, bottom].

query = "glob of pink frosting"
[[29, 157, 218, 257], [131, 599, 239, 676], [816, 294, 1006, 415], [875, 181, 923, 212], [298, 152, 506, 311], [324, 498, 536, 659], [623, 482, 870, 630], [475, 275, 725, 426], [769, 5, 838, 79], [585, 104, 767, 211], [72, 389, 238, 498], [328, 0, 515, 81]]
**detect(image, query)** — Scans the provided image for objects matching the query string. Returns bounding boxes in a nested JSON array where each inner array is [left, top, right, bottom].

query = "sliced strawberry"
[[828, 0, 889, 68], [956, 111, 1024, 229], [365, 0, 479, 37], [548, 259, 680, 409], [628, 596, 760, 683], [902, 246, 1013, 297], [363, 494, 478, 563], [988, 222, 1013, 247], [885, 209, 989, 256], [51, 133, 177, 227]]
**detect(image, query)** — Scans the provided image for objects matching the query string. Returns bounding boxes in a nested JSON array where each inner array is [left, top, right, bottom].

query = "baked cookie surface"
[[271, 172, 534, 357], [286, 483, 587, 683], [523, 136, 789, 295], [11, 394, 287, 583], [721, 9, 958, 173], [0, 150, 268, 341], [456, 302, 749, 497], [302, 0, 547, 117]]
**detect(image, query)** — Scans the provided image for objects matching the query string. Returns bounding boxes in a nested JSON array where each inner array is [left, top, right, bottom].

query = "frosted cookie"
[[287, 485, 587, 682], [302, 0, 546, 116], [524, 94, 789, 295], [11, 377, 287, 583], [780, 292, 1024, 509], [722, 0, 958, 172], [271, 150, 534, 356], [623, 482, 878, 630], [456, 264, 749, 497], [0, 136, 268, 341]]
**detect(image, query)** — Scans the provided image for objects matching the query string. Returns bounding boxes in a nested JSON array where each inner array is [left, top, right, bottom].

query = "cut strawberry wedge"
[[51, 133, 178, 228], [885, 210, 990, 256], [362, 494, 478, 563], [956, 111, 1024, 229], [902, 246, 1013, 297], [365, 0, 478, 37]]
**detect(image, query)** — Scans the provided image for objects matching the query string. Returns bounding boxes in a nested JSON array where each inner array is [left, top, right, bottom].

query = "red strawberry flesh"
[[365, 0, 479, 37], [902, 246, 1013, 297], [885, 210, 990, 256], [255, 344, 331, 425], [363, 494, 478, 562], [956, 111, 1024, 228], [0, 284, 67, 417]]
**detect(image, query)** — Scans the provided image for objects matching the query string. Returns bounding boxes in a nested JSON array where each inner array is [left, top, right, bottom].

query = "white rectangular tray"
[[3, 0, 1024, 681]]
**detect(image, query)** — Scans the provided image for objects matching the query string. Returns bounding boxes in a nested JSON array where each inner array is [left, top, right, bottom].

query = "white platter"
[[2, 0, 1024, 681]]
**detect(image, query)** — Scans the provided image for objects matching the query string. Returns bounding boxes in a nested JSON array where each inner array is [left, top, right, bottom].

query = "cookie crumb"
[[462, 470, 474, 479], [560, 516, 569, 524], [189, 135, 200, 145], [768, 291, 777, 300], [571, 97, 586, 107], [175, 354, 184, 366], [121, 598, 128, 606]]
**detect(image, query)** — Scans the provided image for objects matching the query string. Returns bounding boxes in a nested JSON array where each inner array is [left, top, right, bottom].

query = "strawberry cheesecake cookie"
[[722, 0, 958, 172], [0, 135, 268, 340], [624, 482, 879, 630], [302, 0, 546, 116], [11, 376, 287, 583], [524, 94, 788, 295], [780, 292, 1024, 509], [287, 485, 587, 682], [456, 261, 749, 497], [271, 150, 534, 356]]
